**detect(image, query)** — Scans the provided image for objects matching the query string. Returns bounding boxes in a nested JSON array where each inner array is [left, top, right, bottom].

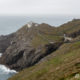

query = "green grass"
[[57, 19, 80, 35], [9, 41, 80, 80], [31, 34, 48, 48], [31, 33, 63, 48], [8, 19, 80, 80]]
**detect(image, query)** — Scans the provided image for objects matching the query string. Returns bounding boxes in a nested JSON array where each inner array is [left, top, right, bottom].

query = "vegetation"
[[57, 19, 80, 35], [9, 41, 80, 80], [31, 33, 63, 48], [8, 19, 80, 80]]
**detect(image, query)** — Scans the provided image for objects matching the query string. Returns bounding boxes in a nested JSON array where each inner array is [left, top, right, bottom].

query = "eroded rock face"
[[0, 33, 15, 53], [0, 42, 62, 71], [0, 24, 63, 71]]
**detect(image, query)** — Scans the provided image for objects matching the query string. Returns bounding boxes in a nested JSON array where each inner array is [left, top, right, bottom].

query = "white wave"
[[0, 64, 17, 74], [0, 53, 17, 80]]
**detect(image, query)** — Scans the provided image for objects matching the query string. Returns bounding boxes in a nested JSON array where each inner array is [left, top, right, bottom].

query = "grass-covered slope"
[[9, 41, 80, 80], [17, 23, 63, 48], [57, 19, 80, 36]]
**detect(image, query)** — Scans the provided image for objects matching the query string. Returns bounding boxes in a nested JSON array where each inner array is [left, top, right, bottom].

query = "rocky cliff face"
[[7, 19, 80, 80], [1, 42, 62, 71], [6, 20, 80, 80], [0, 33, 15, 53], [0, 22, 63, 71], [1, 20, 80, 80], [1, 20, 80, 72]]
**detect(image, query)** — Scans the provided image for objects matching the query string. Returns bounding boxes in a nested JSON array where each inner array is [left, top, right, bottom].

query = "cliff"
[[0, 33, 15, 53], [9, 41, 80, 80], [0, 22, 63, 71], [0, 19, 80, 80]]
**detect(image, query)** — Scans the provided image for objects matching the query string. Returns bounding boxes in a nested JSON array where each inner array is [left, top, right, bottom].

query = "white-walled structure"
[[27, 21, 39, 28], [27, 21, 33, 28]]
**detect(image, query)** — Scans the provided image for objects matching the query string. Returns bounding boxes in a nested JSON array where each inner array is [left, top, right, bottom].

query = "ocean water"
[[0, 15, 78, 80], [0, 15, 75, 35], [0, 65, 17, 80]]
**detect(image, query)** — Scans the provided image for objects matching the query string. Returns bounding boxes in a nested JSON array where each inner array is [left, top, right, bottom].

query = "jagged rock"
[[0, 42, 62, 71], [6, 19, 80, 80], [0, 23, 63, 71], [0, 33, 15, 53]]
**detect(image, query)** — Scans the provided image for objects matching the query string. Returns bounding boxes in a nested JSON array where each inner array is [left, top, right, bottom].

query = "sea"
[[0, 15, 77, 35], [0, 15, 79, 80]]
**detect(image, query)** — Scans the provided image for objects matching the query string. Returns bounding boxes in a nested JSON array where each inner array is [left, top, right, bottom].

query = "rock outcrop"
[[0, 42, 62, 71], [6, 19, 80, 80], [67, 30, 80, 38], [1, 19, 80, 71], [0, 22, 63, 71], [0, 33, 15, 53]]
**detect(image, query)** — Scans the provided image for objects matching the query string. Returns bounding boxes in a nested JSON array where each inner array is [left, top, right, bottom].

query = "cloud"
[[0, 0, 80, 15]]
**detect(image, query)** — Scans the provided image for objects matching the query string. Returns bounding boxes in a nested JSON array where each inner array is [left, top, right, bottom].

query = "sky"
[[0, 0, 80, 16]]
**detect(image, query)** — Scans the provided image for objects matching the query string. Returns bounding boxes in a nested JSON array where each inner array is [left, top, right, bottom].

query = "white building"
[[27, 21, 39, 28]]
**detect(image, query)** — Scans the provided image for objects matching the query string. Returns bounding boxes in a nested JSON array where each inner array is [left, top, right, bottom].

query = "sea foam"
[[0, 64, 17, 74], [0, 53, 17, 80], [0, 64, 17, 80]]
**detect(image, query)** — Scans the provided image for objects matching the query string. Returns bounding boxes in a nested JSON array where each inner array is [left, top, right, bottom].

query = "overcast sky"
[[0, 0, 80, 16]]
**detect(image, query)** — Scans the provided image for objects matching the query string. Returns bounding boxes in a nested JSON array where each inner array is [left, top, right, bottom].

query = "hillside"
[[9, 41, 80, 80], [57, 19, 80, 38], [0, 22, 63, 71], [1, 19, 80, 80]]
